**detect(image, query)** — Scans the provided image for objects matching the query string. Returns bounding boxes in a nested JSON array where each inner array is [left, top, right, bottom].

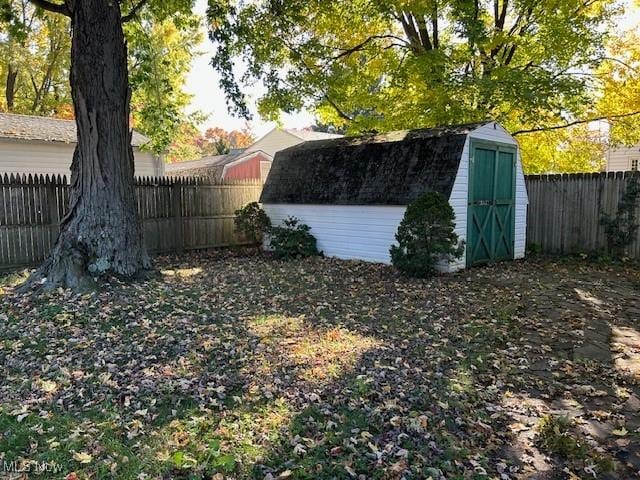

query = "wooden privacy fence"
[[0, 174, 263, 270], [526, 171, 640, 257]]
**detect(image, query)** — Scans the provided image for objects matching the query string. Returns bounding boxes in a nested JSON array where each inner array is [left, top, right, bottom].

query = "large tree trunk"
[[25, 0, 150, 292]]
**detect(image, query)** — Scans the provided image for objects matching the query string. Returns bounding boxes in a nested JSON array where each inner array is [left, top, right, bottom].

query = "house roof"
[[222, 150, 271, 167], [166, 150, 272, 180], [285, 129, 343, 141], [260, 122, 490, 205], [0, 112, 150, 147], [165, 155, 229, 172]]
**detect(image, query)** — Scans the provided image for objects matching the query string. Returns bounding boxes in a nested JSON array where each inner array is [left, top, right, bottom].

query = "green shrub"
[[527, 242, 543, 255], [269, 217, 319, 259], [234, 202, 271, 245], [390, 191, 464, 278], [601, 175, 640, 258]]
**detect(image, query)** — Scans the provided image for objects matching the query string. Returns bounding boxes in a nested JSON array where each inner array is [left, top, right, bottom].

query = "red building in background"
[[223, 151, 272, 181], [166, 150, 272, 182]]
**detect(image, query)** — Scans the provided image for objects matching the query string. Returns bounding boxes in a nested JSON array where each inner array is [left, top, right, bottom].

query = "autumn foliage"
[[166, 124, 256, 163]]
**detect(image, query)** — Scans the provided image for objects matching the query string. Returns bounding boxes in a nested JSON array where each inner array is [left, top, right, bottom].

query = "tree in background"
[[0, 0, 71, 115], [518, 126, 606, 174], [165, 121, 205, 163], [0, 0, 201, 157], [199, 126, 254, 155], [165, 124, 255, 162], [126, 7, 203, 155], [208, 0, 633, 173], [596, 31, 640, 147]]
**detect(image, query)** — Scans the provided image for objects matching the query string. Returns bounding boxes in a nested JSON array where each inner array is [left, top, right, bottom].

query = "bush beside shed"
[[260, 121, 528, 271]]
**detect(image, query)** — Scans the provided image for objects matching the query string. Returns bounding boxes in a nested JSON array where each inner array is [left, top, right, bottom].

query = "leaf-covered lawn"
[[1, 252, 639, 479]]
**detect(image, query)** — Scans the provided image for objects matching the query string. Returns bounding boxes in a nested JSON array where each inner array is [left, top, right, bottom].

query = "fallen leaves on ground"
[[0, 251, 639, 479]]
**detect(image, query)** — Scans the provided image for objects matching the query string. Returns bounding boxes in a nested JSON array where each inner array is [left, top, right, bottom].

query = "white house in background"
[[244, 127, 343, 158], [261, 121, 528, 272], [0, 112, 164, 177], [605, 144, 640, 172]]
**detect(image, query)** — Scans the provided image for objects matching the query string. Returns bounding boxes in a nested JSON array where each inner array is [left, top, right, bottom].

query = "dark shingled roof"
[[260, 122, 489, 205]]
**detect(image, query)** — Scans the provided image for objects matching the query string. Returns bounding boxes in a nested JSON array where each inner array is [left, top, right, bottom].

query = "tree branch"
[[277, 38, 354, 123], [121, 0, 148, 23], [512, 111, 640, 136], [398, 11, 425, 54], [331, 35, 407, 60], [323, 94, 353, 122], [417, 14, 433, 51], [28, 0, 70, 16], [495, 0, 508, 30], [599, 56, 640, 74], [431, 4, 439, 49]]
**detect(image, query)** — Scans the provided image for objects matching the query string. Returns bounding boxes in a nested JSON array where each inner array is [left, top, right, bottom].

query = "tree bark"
[[6, 64, 18, 111], [24, 0, 151, 292]]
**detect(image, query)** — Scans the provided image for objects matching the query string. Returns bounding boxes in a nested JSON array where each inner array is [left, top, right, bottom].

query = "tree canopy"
[[0, 0, 200, 155], [165, 124, 255, 163], [126, 5, 203, 154], [0, 0, 71, 115], [3, 0, 638, 174], [208, 0, 638, 173]]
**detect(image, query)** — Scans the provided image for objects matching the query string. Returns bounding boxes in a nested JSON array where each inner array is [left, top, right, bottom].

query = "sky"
[[185, 0, 640, 138], [183, 0, 314, 138]]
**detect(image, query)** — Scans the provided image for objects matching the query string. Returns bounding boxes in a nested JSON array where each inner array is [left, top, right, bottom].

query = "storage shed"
[[260, 121, 528, 271]]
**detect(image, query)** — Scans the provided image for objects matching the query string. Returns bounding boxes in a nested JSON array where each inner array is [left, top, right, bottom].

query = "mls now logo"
[[3, 460, 64, 474]]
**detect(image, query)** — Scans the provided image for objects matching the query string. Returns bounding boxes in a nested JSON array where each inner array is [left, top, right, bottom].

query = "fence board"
[[526, 171, 640, 257], [0, 174, 262, 270]]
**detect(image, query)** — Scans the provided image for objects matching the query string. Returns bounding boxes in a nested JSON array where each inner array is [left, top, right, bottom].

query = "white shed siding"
[[263, 204, 405, 264], [514, 153, 527, 259], [0, 139, 163, 177], [468, 123, 528, 261], [439, 137, 469, 273], [245, 129, 303, 158], [606, 145, 640, 172]]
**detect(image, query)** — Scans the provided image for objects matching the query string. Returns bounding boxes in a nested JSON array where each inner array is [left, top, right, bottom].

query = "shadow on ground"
[[0, 251, 639, 479]]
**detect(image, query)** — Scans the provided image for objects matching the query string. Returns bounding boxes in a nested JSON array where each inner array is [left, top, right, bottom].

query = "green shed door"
[[467, 144, 516, 266]]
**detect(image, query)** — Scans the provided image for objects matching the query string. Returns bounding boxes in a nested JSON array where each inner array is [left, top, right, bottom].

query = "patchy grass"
[[0, 269, 28, 295], [536, 414, 616, 475], [0, 252, 639, 479], [536, 415, 588, 458]]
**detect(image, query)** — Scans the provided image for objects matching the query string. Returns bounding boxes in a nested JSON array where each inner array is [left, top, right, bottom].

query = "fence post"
[[172, 180, 183, 254]]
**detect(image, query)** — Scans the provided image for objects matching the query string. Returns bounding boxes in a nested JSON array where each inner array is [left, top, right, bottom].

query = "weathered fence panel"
[[8, 171, 639, 269], [0, 174, 262, 270], [526, 171, 640, 257]]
